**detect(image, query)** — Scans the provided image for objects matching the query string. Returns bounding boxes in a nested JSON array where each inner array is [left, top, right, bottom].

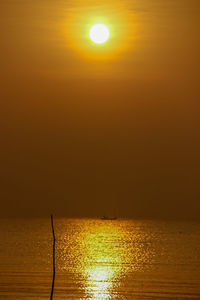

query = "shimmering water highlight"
[[0, 218, 200, 299]]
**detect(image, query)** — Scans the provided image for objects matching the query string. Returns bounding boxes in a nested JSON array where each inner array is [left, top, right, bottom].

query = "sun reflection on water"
[[84, 266, 114, 299], [56, 219, 155, 299], [80, 223, 126, 299]]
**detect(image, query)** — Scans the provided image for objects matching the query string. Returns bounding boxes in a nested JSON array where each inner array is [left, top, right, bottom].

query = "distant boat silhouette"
[[101, 216, 117, 220]]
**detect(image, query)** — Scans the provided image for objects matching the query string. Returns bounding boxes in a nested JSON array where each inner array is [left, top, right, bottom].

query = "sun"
[[64, 1, 136, 60], [89, 24, 110, 44]]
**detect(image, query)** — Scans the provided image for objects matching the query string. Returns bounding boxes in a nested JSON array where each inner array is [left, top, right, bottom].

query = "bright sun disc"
[[89, 24, 110, 44]]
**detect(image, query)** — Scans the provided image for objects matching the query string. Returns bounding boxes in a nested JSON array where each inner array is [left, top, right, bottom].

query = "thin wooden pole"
[[50, 214, 55, 300]]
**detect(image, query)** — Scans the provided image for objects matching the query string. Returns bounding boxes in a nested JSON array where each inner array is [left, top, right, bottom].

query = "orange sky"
[[0, 0, 200, 218]]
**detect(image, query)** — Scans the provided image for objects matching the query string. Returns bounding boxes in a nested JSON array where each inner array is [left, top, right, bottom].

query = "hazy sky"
[[0, 0, 200, 218]]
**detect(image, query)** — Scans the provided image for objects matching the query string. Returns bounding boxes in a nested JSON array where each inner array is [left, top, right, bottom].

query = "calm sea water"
[[0, 218, 200, 299]]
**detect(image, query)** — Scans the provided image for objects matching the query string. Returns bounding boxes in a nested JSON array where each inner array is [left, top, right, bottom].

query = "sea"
[[0, 218, 200, 299]]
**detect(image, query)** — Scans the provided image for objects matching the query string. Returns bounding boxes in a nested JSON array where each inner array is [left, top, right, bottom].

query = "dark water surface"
[[0, 218, 200, 299]]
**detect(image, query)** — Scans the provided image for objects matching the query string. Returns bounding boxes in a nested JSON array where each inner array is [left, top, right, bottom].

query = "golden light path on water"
[[81, 223, 124, 299], [56, 219, 154, 299]]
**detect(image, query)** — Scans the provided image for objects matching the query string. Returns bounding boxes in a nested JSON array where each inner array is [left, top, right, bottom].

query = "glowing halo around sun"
[[89, 24, 110, 44], [63, 0, 137, 60]]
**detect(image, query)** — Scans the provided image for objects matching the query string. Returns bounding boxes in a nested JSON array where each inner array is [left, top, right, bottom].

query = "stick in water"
[[50, 214, 56, 300]]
